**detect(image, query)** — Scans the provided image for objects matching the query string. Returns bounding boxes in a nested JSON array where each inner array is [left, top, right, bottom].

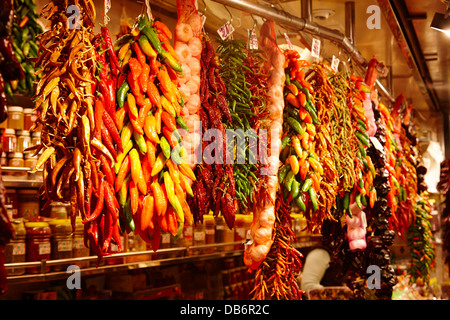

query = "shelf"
[[1, 166, 43, 188], [6, 242, 247, 285]]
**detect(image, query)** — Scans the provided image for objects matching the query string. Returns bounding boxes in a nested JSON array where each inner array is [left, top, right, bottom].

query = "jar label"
[[194, 231, 205, 241], [31, 115, 37, 122], [39, 243, 51, 255], [73, 238, 85, 249], [13, 243, 25, 255], [184, 226, 193, 236], [161, 233, 170, 244], [11, 114, 20, 120], [236, 228, 246, 238], [205, 229, 215, 235], [58, 240, 73, 252], [216, 225, 226, 230]]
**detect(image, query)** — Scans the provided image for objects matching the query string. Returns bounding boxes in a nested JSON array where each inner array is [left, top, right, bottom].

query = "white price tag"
[[248, 28, 258, 50], [370, 136, 384, 152], [284, 33, 293, 50], [217, 21, 235, 40], [311, 38, 321, 59], [331, 55, 340, 72]]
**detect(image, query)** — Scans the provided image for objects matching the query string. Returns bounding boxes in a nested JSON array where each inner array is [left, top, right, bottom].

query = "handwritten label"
[[217, 21, 235, 40], [370, 136, 384, 152], [331, 55, 340, 72], [248, 28, 258, 50], [284, 33, 293, 50], [311, 38, 321, 59]]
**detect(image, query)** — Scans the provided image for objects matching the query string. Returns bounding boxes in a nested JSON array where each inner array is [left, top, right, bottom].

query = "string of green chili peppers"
[[216, 38, 269, 212], [6, 0, 42, 98], [406, 194, 436, 285]]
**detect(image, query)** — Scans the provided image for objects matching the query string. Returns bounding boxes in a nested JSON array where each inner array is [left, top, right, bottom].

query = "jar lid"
[[8, 152, 23, 158], [4, 128, 15, 134], [23, 108, 34, 114], [25, 221, 49, 228], [16, 130, 30, 136], [32, 131, 41, 137], [8, 106, 24, 112], [49, 218, 72, 226]]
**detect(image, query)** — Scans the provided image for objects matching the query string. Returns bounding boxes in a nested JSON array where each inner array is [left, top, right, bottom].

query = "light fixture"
[[431, 10, 450, 35]]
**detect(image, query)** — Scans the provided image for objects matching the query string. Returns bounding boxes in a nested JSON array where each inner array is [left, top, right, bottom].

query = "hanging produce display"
[[243, 20, 284, 272], [438, 159, 450, 272], [6, 0, 42, 98]]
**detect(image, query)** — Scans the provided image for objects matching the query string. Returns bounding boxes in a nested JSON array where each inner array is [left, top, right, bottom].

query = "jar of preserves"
[[23, 108, 37, 131], [73, 218, 90, 268], [215, 216, 234, 251], [49, 218, 73, 271], [31, 131, 41, 147], [193, 223, 205, 255], [8, 152, 25, 176], [1, 152, 7, 167], [204, 214, 215, 249], [25, 221, 51, 274], [5, 219, 26, 275], [183, 224, 194, 248], [16, 130, 31, 153], [3, 128, 16, 153], [24, 153, 37, 169], [7, 106, 24, 130]]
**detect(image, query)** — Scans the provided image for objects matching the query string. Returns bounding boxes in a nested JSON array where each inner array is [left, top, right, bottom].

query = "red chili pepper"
[[101, 26, 120, 70], [94, 98, 104, 141], [102, 206, 114, 253], [129, 57, 143, 81], [83, 178, 105, 223], [154, 21, 173, 40], [101, 121, 118, 160], [100, 154, 115, 185], [127, 72, 145, 106], [161, 110, 177, 132], [138, 98, 152, 128], [99, 81, 118, 125], [162, 126, 178, 149], [139, 63, 150, 93], [133, 42, 146, 66], [102, 110, 123, 152]]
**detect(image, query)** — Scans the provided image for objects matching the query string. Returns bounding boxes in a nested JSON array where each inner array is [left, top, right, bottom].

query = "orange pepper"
[[141, 154, 152, 182], [129, 179, 139, 215], [299, 92, 306, 108], [151, 180, 168, 216], [133, 42, 146, 66], [115, 105, 127, 131], [157, 67, 177, 103], [298, 107, 308, 120], [144, 115, 160, 143], [369, 188, 377, 208], [146, 139, 157, 167], [141, 194, 155, 231], [286, 92, 300, 108], [166, 207, 178, 236], [139, 63, 150, 93], [138, 98, 153, 128], [147, 80, 162, 109], [161, 110, 177, 132], [154, 20, 173, 40], [286, 83, 298, 96], [157, 209, 168, 232], [154, 107, 162, 134], [166, 159, 180, 185], [115, 155, 131, 193], [303, 112, 312, 124], [310, 171, 321, 192], [299, 158, 310, 181]]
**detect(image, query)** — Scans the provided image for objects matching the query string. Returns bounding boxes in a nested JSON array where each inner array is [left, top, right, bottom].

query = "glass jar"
[[16, 130, 31, 153], [8, 152, 25, 174], [183, 224, 194, 247], [49, 218, 73, 272], [0, 152, 7, 167], [215, 216, 235, 251], [24, 153, 37, 169], [204, 215, 215, 253], [3, 128, 16, 153], [23, 108, 37, 131], [7, 106, 24, 130], [5, 219, 26, 275], [25, 221, 51, 274], [73, 218, 90, 268], [31, 131, 41, 147], [192, 223, 205, 255]]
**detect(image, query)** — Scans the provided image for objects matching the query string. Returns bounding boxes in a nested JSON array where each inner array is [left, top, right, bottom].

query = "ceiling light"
[[430, 12, 450, 36]]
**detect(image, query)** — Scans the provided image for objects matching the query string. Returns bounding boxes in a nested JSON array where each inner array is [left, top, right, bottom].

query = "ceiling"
[[34, 0, 449, 114]]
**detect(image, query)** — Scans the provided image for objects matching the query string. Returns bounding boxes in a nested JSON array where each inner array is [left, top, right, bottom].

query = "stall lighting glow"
[[430, 12, 450, 36]]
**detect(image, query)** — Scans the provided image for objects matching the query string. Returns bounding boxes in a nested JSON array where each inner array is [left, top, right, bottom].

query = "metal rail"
[[210, 0, 396, 103]]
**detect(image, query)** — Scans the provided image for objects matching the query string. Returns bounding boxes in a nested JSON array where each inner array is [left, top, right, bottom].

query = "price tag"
[[284, 33, 293, 50], [311, 38, 321, 59], [248, 28, 258, 50], [370, 136, 384, 152], [217, 21, 235, 40], [331, 55, 340, 72]]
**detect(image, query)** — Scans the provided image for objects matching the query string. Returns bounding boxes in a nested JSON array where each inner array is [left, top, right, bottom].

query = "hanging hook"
[[199, 0, 207, 16], [224, 5, 233, 23], [250, 13, 257, 29]]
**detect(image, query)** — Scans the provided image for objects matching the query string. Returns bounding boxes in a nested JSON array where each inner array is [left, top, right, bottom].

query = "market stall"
[[0, 0, 448, 301]]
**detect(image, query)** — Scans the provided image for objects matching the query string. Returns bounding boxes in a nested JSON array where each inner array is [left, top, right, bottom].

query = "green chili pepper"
[[355, 131, 370, 147], [292, 79, 303, 90], [291, 179, 300, 199], [278, 163, 291, 184], [294, 194, 306, 211], [114, 34, 134, 52], [285, 69, 291, 86], [284, 170, 295, 192], [287, 117, 304, 135], [361, 193, 368, 207], [301, 178, 313, 193], [160, 136, 172, 159], [124, 198, 135, 231], [141, 26, 162, 54], [176, 115, 188, 130], [117, 82, 130, 108], [304, 101, 320, 125], [308, 188, 318, 212], [133, 131, 147, 154], [281, 135, 291, 151], [356, 193, 363, 209], [161, 49, 182, 72], [137, 35, 157, 58], [343, 191, 350, 210]]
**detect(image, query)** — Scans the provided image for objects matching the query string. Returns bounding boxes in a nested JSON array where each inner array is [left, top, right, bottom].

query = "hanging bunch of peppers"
[[216, 38, 270, 213], [279, 50, 324, 232], [28, 0, 97, 232], [6, 0, 42, 98], [111, 14, 195, 250], [406, 194, 435, 284]]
